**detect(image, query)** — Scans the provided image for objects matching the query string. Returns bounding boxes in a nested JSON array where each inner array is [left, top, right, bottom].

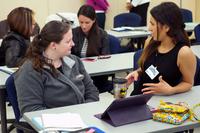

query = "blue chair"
[[180, 8, 193, 36], [194, 24, 200, 43], [6, 74, 36, 133], [113, 13, 141, 28], [194, 56, 200, 86], [133, 49, 143, 70], [180, 8, 193, 23], [114, 13, 143, 52], [108, 34, 122, 54]]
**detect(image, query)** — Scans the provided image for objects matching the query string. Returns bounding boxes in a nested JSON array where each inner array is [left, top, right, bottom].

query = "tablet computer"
[[95, 94, 153, 127]]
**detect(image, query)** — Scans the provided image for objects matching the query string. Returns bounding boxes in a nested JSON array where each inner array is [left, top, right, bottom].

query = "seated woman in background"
[[126, 2, 196, 96], [0, 7, 36, 67], [72, 5, 111, 93], [14, 21, 99, 116]]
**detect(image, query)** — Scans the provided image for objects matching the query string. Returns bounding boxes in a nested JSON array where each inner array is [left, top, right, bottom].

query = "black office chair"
[[6, 74, 36, 133]]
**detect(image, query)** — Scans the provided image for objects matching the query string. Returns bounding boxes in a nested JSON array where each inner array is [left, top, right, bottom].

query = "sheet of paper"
[[42, 113, 85, 129]]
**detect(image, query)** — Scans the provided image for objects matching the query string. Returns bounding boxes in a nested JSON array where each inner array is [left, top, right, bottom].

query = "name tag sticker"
[[145, 65, 159, 80]]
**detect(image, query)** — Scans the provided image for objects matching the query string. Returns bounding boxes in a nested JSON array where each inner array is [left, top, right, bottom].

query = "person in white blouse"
[[126, 0, 150, 26]]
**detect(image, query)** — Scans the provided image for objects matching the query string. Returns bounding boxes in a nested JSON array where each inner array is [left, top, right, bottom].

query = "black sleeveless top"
[[131, 42, 185, 95]]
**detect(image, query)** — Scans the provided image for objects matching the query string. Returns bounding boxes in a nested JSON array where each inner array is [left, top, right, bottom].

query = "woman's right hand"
[[125, 70, 139, 87]]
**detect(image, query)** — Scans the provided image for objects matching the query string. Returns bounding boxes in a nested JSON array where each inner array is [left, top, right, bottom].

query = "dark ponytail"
[[25, 21, 70, 73]]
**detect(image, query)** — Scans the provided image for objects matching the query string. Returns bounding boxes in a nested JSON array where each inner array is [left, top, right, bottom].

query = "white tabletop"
[[107, 26, 150, 39], [82, 52, 134, 76], [107, 22, 198, 39], [191, 45, 200, 58], [23, 85, 200, 133], [185, 22, 199, 32], [0, 71, 9, 89], [82, 45, 199, 77]]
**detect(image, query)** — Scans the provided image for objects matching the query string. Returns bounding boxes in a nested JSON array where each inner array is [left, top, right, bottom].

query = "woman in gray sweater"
[[14, 21, 99, 116]]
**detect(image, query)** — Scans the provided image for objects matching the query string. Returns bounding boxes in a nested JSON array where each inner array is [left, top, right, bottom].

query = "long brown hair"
[[77, 5, 100, 56], [25, 21, 70, 73], [139, 2, 190, 71], [7, 7, 34, 38]]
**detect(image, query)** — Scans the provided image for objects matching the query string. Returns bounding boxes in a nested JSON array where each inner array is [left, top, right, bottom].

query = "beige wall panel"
[[0, 0, 198, 29], [195, 0, 200, 22], [181, 0, 196, 21], [0, 0, 49, 28], [48, 0, 83, 14], [105, 0, 128, 29]]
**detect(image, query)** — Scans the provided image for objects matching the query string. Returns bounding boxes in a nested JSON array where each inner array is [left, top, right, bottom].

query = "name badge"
[[145, 65, 159, 80]]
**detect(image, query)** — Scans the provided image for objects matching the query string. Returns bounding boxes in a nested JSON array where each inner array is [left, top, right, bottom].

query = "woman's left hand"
[[142, 76, 174, 95]]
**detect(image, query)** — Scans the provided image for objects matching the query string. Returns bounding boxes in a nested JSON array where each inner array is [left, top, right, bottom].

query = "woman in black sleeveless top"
[[126, 2, 196, 95]]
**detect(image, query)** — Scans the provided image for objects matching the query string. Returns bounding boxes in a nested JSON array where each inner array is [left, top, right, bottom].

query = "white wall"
[[0, 0, 199, 29], [0, 0, 83, 28], [0, 0, 49, 27]]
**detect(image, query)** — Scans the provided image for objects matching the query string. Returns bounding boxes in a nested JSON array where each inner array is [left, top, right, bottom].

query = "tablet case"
[[95, 94, 153, 127]]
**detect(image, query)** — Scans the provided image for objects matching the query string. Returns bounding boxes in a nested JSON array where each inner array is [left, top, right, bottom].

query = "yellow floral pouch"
[[152, 101, 190, 125]]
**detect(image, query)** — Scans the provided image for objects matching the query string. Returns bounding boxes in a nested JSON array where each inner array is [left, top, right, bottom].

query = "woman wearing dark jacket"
[[15, 21, 99, 116], [0, 7, 35, 67], [72, 5, 111, 93], [72, 26, 109, 57]]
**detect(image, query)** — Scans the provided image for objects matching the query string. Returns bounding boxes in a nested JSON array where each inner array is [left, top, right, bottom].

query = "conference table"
[[0, 45, 199, 133], [0, 53, 134, 133], [23, 85, 200, 133], [82, 52, 134, 77], [107, 22, 199, 39], [191, 45, 200, 58], [82, 45, 200, 77]]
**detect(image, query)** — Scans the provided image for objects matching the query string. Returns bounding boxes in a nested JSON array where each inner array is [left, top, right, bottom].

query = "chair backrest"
[[0, 19, 10, 39], [113, 13, 142, 28], [180, 8, 193, 23], [5, 74, 20, 122], [194, 56, 200, 86], [194, 24, 200, 43], [108, 34, 121, 54], [133, 49, 143, 91], [133, 49, 143, 70]]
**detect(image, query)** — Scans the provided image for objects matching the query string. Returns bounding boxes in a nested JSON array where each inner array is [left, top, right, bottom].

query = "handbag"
[[152, 101, 190, 125]]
